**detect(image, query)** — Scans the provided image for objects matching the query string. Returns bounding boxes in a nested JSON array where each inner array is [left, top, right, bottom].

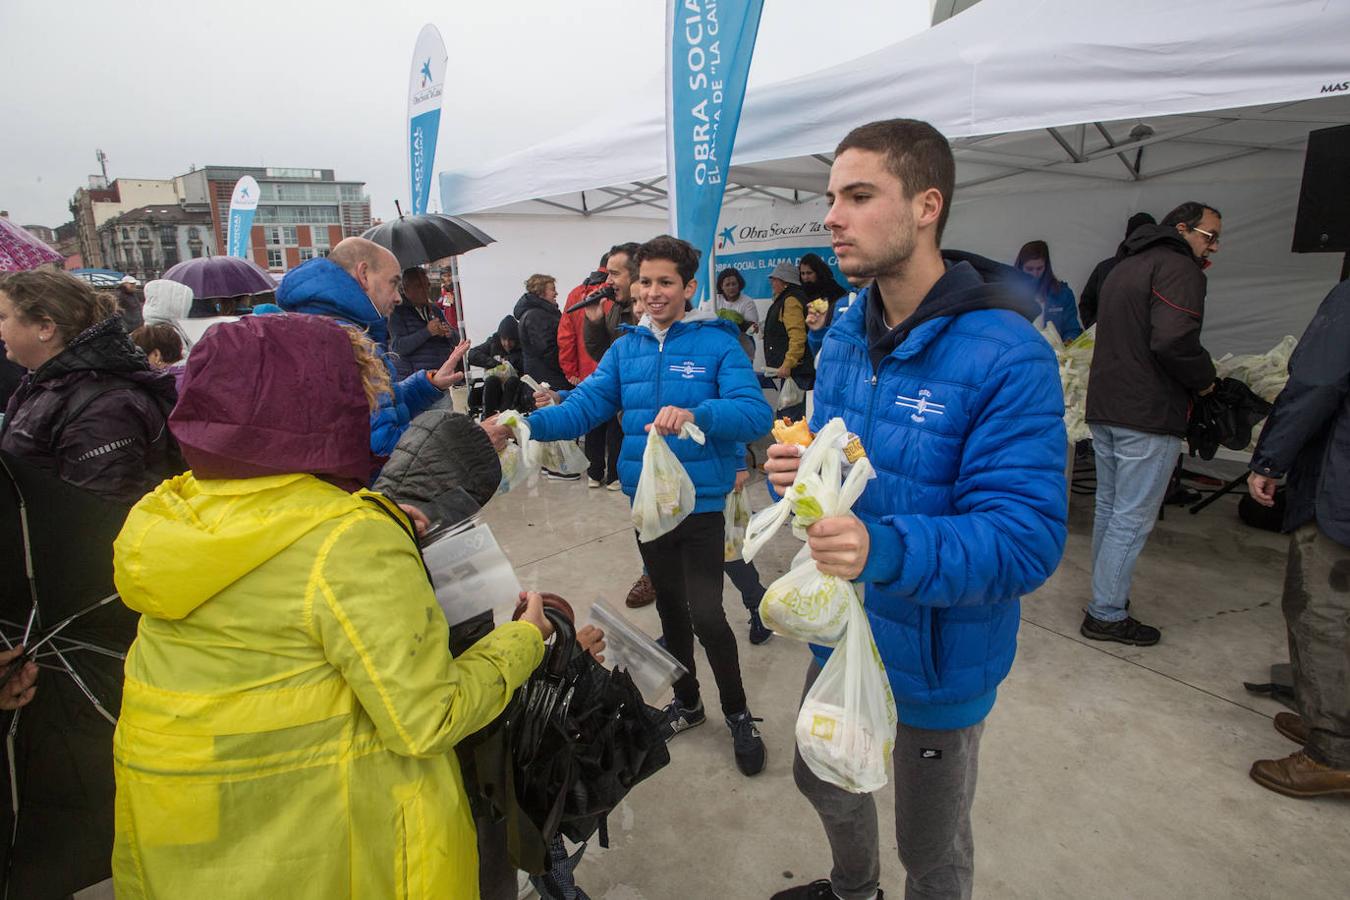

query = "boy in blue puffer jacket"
[[766, 121, 1067, 900], [277, 238, 467, 460], [515, 235, 774, 776]]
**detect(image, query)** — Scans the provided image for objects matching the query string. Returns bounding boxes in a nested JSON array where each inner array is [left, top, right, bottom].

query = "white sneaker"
[[587, 478, 602, 489], [606, 480, 622, 492]]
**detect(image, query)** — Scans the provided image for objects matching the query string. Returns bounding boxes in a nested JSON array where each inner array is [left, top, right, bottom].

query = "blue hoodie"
[[277, 258, 442, 457], [528, 317, 772, 512], [810, 251, 1067, 730]]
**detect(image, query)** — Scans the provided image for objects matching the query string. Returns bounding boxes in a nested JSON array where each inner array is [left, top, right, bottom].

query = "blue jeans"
[[1089, 424, 1181, 622]]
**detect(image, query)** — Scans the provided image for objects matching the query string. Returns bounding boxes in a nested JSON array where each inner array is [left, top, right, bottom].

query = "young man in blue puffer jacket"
[[277, 238, 468, 460], [514, 234, 775, 776], [767, 120, 1068, 900]]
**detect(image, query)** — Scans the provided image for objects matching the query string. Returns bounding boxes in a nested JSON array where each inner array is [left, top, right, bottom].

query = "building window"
[[317, 248, 330, 258], [121, 227, 129, 240], [276, 183, 306, 201], [266, 249, 284, 270], [190, 245, 203, 259], [265, 226, 281, 246], [340, 185, 363, 201], [299, 248, 314, 262], [188, 226, 200, 240], [282, 226, 298, 246], [138, 227, 149, 240], [142, 248, 154, 269], [311, 225, 330, 247]]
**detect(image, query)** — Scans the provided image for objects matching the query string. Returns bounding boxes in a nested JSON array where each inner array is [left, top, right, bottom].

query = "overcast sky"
[[0, 0, 930, 228]]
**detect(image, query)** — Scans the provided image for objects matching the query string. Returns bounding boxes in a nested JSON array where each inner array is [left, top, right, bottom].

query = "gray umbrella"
[[361, 214, 495, 270]]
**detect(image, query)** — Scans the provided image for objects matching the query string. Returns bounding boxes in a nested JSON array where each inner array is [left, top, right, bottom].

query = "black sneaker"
[[542, 469, 581, 482], [726, 709, 766, 775], [1080, 612, 1161, 646], [771, 880, 884, 899], [657, 697, 706, 741], [748, 609, 773, 645]]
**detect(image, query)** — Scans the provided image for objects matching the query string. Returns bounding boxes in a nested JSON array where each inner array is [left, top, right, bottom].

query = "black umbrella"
[[0, 452, 138, 899], [361, 212, 495, 271]]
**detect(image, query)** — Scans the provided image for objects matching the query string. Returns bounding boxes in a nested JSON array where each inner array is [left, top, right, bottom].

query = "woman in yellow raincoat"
[[111, 313, 550, 899]]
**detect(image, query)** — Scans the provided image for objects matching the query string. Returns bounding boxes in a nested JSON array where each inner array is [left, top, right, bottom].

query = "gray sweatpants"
[[793, 661, 983, 900], [1283, 524, 1350, 768]]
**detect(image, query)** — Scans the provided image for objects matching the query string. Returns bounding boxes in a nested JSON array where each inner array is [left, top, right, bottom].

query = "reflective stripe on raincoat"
[[110, 472, 543, 899]]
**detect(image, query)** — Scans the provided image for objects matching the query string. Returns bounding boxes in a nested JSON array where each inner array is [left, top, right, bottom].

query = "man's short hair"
[[608, 242, 642, 279], [835, 118, 956, 241], [329, 237, 395, 278], [524, 273, 556, 296], [1161, 202, 1220, 229], [634, 235, 701, 285]]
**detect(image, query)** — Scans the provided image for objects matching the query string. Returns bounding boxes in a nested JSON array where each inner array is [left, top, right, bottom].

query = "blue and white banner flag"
[[408, 23, 448, 216], [226, 176, 260, 259], [665, 0, 764, 305]]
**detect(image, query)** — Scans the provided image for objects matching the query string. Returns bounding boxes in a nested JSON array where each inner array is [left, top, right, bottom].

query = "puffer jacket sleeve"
[[691, 337, 774, 443], [467, 337, 500, 370], [392, 369, 442, 420], [56, 389, 166, 504], [310, 510, 544, 757], [857, 338, 1068, 607], [527, 341, 623, 442]]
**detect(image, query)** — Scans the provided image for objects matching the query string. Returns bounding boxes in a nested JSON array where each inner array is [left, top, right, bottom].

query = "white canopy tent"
[[440, 0, 1350, 350]]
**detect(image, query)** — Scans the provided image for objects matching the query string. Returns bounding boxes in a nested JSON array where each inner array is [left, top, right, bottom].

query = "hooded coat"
[[1086, 225, 1217, 437], [0, 317, 179, 504], [513, 292, 573, 390], [808, 251, 1067, 730], [111, 315, 544, 899], [277, 258, 443, 457]]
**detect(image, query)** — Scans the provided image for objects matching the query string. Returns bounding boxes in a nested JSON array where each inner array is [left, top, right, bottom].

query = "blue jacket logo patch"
[[670, 361, 707, 379], [896, 388, 946, 423]]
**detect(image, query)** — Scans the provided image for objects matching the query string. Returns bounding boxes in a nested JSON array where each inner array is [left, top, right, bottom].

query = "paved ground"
[[479, 463, 1349, 900]]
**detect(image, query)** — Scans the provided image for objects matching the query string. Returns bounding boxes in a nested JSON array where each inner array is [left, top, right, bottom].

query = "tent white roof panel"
[[439, 0, 1350, 216]]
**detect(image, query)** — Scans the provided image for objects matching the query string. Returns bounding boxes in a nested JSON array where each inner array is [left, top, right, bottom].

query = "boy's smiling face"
[[637, 258, 695, 329]]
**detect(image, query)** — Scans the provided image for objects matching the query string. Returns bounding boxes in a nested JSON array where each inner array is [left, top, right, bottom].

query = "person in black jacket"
[[388, 267, 460, 378], [512, 275, 574, 392], [1084, 202, 1220, 646], [1079, 212, 1155, 328], [797, 252, 847, 321], [468, 316, 527, 417], [763, 261, 814, 419], [1246, 278, 1350, 798]]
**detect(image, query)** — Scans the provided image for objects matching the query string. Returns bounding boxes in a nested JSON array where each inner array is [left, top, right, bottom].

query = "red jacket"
[[558, 276, 611, 384]]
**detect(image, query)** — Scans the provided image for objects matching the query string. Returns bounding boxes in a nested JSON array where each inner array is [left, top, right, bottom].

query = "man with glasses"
[[1083, 202, 1221, 645]]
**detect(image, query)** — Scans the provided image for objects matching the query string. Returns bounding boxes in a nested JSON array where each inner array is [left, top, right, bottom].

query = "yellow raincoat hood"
[[114, 471, 379, 620]]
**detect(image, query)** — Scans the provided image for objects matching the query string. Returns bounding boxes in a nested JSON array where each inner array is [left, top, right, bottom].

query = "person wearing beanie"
[[1079, 212, 1156, 328], [468, 315, 528, 416]]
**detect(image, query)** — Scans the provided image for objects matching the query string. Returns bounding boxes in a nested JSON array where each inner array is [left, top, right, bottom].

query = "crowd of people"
[[0, 114, 1347, 900]]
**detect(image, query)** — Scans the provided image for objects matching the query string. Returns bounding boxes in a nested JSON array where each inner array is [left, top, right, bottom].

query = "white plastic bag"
[[796, 596, 897, 793], [741, 418, 855, 561], [724, 489, 751, 561], [537, 437, 591, 475], [495, 410, 539, 494], [778, 376, 806, 410], [631, 422, 705, 543], [758, 458, 874, 644]]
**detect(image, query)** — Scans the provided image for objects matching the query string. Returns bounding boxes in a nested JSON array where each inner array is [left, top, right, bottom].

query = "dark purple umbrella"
[[162, 257, 275, 301]]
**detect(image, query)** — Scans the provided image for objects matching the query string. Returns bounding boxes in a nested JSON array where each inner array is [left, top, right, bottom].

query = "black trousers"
[[482, 375, 523, 417], [584, 416, 622, 483], [723, 558, 765, 614], [636, 511, 748, 717]]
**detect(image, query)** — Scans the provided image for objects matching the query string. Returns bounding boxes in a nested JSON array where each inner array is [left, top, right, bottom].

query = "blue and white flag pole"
[[665, 0, 765, 306], [226, 176, 260, 259], [408, 24, 448, 217]]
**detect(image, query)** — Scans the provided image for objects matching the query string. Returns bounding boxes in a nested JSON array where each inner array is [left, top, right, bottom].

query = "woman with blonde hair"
[[111, 313, 553, 898], [0, 268, 178, 503]]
